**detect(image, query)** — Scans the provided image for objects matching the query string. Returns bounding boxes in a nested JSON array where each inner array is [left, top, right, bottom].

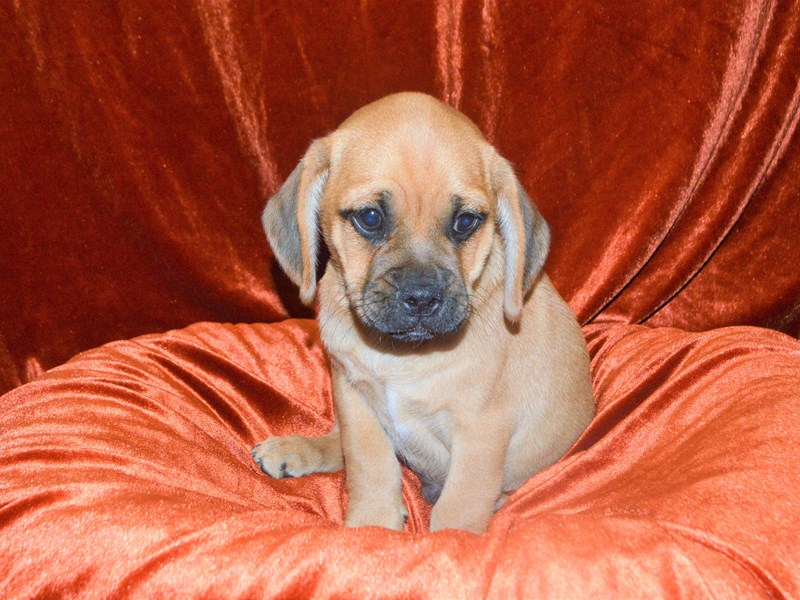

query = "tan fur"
[[252, 92, 594, 534]]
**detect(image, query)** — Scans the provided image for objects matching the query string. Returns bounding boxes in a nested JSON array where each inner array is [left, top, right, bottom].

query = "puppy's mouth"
[[388, 328, 433, 342], [373, 320, 464, 344], [385, 326, 438, 343]]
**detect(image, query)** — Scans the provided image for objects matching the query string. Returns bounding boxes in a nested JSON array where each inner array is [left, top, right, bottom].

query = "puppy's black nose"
[[399, 284, 442, 317]]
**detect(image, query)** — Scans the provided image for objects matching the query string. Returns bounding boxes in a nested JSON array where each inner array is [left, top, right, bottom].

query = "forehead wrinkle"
[[396, 136, 485, 212], [333, 119, 489, 224]]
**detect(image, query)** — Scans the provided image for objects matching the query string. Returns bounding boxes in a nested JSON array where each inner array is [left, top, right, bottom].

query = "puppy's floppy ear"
[[491, 154, 551, 323], [262, 138, 330, 305]]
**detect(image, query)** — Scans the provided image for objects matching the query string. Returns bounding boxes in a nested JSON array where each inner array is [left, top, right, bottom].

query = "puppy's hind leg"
[[251, 426, 343, 478]]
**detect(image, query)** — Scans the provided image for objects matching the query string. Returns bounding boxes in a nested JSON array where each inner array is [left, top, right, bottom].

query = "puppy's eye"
[[451, 211, 483, 241], [351, 207, 385, 236]]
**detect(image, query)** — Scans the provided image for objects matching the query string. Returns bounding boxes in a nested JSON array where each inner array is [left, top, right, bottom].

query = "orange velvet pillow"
[[1, 319, 798, 596]]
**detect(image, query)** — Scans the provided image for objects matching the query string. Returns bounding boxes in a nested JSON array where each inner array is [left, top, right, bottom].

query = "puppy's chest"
[[335, 351, 454, 455], [376, 381, 454, 482], [382, 383, 451, 446]]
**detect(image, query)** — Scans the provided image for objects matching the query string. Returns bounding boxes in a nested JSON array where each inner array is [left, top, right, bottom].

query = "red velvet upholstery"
[[1, 1, 799, 596]]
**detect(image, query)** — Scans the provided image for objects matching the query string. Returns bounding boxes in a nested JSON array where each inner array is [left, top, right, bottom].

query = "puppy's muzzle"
[[360, 266, 469, 343]]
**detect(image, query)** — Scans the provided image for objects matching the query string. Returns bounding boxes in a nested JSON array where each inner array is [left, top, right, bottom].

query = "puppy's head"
[[263, 93, 549, 342]]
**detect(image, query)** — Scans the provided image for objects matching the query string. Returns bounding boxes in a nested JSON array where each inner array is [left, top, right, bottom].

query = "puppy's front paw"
[[251, 436, 323, 479], [345, 499, 407, 531]]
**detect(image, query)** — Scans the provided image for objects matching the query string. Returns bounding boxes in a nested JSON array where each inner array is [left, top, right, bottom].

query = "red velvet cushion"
[[1, 320, 798, 596]]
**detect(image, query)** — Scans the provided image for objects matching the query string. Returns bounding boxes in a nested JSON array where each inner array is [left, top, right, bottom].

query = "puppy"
[[252, 92, 594, 534]]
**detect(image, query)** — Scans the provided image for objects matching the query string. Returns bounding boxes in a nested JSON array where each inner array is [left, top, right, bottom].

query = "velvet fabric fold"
[[1, 321, 798, 596]]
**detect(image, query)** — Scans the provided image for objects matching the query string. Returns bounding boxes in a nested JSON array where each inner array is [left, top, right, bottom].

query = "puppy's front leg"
[[252, 426, 343, 478], [333, 369, 406, 531], [430, 416, 509, 534]]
